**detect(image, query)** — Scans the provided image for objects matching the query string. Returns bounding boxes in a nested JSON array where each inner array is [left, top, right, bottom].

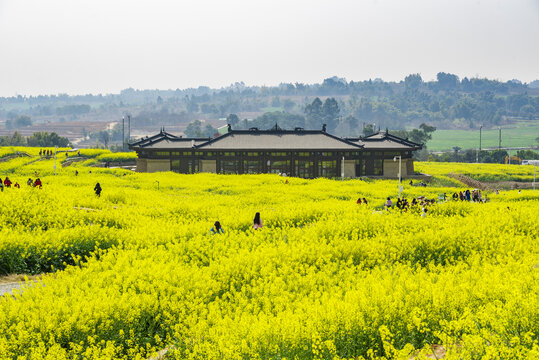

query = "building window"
[[171, 160, 180, 172], [223, 152, 235, 157], [270, 152, 287, 157], [243, 160, 260, 174], [295, 161, 313, 178], [246, 152, 259, 156], [319, 160, 337, 178], [171, 152, 180, 156], [155, 151, 170, 157], [220, 160, 237, 174], [355, 159, 364, 177], [373, 159, 383, 175], [319, 152, 333, 157], [297, 152, 310, 157], [384, 151, 400, 156], [268, 160, 290, 175], [187, 159, 199, 174]]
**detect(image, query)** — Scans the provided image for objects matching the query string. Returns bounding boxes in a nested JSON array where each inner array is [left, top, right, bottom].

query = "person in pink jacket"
[[253, 212, 263, 230]]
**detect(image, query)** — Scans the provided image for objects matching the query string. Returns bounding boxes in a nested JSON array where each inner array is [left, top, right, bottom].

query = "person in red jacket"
[[4, 177, 12, 188], [34, 178, 42, 189]]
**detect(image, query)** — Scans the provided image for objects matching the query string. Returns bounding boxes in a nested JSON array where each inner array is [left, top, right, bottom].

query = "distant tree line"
[[5, 115, 32, 129], [0, 131, 70, 147], [429, 148, 539, 163], [1, 72, 538, 145]]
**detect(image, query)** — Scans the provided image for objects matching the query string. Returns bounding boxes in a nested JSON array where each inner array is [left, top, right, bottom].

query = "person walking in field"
[[356, 197, 362, 205], [94, 182, 102, 197], [27, 178, 33, 186], [4, 177, 12, 188], [0, 178, 3, 192], [253, 212, 263, 230], [362, 198, 367, 205], [385, 197, 392, 209], [210, 221, 225, 235]]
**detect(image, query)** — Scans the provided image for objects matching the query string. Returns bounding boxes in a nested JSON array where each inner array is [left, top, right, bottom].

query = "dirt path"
[[0, 282, 22, 297], [448, 173, 488, 190], [448, 173, 535, 191]]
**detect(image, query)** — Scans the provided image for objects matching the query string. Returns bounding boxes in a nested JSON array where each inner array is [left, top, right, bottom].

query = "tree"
[[304, 98, 323, 129], [407, 123, 436, 145], [0, 131, 26, 146], [6, 115, 32, 129], [404, 73, 422, 90], [204, 124, 218, 138], [437, 72, 459, 90], [519, 104, 535, 119], [98, 131, 110, 148], [344, 115, 358, 130], [453, 146, 461, 162], [187, 101, 199, 113], [363, 124, 376, 136], [26, 132, 70, 147], [226, 114, 239, 126], [322, 98, 340, 132], [56, 104, 90, 115], [201, 103, 218, 114], [282, 99, 295, 112], [516, 149, 539, 160], [184, 120, 203, 137]]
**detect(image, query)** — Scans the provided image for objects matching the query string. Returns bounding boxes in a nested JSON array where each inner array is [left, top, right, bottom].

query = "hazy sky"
[[0, 0, 538, 97]]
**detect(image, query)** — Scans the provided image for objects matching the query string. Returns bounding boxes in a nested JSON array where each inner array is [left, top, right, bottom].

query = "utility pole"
[[341, 156, 345, 180], [54, 146, 57, 175], [394, 156, 402, 199], [122, 117, 125, 151], [533, 163, 536, 192], [127, 115, 131, 146], [498, 127, 501, 149], [479, 125, 482, 152]]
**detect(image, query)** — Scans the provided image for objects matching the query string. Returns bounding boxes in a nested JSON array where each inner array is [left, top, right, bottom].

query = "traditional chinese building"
[[129, 125, 421, 178]]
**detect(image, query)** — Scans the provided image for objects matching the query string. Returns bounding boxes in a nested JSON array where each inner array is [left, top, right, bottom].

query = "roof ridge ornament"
[[322, 124, 327, 132]]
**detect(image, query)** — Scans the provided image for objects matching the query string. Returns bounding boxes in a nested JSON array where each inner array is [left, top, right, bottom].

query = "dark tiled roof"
[[195, 127, 363, 150], [346, 131, 422, 150], [129, 128, 210, 150], [129, 127, 420, 152]]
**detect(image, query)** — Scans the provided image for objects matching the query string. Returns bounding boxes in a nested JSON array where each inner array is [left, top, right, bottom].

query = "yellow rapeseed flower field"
[[0, 149, 537, 359]]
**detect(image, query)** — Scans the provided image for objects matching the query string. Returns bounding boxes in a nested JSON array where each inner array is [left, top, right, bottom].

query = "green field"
[[427, 120, 539, 152]]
